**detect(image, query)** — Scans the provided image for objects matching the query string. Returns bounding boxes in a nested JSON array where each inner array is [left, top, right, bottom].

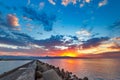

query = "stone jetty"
[[0, 60, 88, 80]]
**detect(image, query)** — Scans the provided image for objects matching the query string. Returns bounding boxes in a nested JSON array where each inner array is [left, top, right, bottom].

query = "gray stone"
[[42, 69, 62, 80]]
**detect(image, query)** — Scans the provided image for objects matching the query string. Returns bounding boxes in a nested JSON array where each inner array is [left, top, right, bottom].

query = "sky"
[[0, 0, 120, 57]]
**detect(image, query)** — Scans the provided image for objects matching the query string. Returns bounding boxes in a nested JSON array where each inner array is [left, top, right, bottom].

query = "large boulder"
[[42, 69, 62, 80]]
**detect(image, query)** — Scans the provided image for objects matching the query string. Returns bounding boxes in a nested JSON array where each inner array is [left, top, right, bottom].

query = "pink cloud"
[[7, 14, 20, 27], [85, 0, 90, 3]]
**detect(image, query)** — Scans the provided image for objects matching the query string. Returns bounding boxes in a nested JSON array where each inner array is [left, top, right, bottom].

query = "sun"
[[61, 52, 77, 57]]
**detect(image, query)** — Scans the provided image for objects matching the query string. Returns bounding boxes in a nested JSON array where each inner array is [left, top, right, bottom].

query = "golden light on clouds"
[[77, 42, 120, 55]]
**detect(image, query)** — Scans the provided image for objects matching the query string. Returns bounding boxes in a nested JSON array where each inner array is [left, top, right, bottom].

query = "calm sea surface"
[[0, 59, 120, 80], [40, 59, 120, 80], [0, 60, 31, 74]]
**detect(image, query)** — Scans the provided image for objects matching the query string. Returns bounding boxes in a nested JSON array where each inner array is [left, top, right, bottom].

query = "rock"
[[83, 77, 88, 80], [36, 71, 42, 78], [37, 78, 44, 80], [42, 69, 62, 80]]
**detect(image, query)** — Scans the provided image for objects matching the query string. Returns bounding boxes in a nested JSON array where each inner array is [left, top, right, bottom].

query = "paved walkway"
[[0, 60, 36, 80]]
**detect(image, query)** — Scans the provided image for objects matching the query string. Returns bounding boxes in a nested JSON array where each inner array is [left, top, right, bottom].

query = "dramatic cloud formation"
[[81, 37, 110, 49], [98, 0, 107, 7], [7, 14, 20, 27], [0, 27, 119, 57], [0, 0, 119, 57]]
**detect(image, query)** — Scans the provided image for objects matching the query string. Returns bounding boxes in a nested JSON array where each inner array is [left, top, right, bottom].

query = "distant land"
[[0, 52, 120, 60]]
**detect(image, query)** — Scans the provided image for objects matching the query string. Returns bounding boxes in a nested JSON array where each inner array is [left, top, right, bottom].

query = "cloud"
[[61, 0, 77, 6], [22, 7, 57, 31], [27, 0, 31, 5], [0, 30, 33, 46], [109, 20, 120, 29], [39, 2, 45, 9], [7, 14, 20, 27], [108, 20, 120, 36], [48, 0, 56, 5], [0, 44, 30, 50], [54, 46, 68, 50], [98, 0, 107, 7], [80, 3, 84, 8], [81, 37, 110, 49], [76, 29, 91, 40], [0, 27, 119, 56], [61, 0, 70, 6], [72, 0, 77, 5], [61, 0, 91, 7], [0, 29, 119, 56], [76, 29, 90, 36], [0, 13, 20, 30], [85, 0, 90, 3], [33, 35, 64, 48]]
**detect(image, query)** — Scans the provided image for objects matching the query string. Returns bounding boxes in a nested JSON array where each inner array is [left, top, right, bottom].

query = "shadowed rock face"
[[0, 60, 88, 80]]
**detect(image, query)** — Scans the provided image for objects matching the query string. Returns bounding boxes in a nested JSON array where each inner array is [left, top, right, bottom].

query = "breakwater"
[[0, 60, 88, 80]]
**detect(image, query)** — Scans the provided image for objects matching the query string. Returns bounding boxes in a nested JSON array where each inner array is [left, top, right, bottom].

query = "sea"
[[0, 59, 120, 80]]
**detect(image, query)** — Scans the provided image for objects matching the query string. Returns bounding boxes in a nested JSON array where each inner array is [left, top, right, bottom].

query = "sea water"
[[0, 59, 120, 80]]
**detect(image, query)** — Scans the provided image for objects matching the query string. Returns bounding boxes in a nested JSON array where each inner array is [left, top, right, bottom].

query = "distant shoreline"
[[1, 57, 120, 61]]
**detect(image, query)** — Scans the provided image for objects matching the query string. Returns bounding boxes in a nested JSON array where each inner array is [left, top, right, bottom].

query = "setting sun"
[[61, 52, 77, 57]]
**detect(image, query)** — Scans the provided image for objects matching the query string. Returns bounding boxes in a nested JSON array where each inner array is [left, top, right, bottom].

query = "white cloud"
[[61, 0, 77, 6], [55, 46, 68, 50], [98, 0, 107, 7], [62, 36, 72, 43], [76, 29, 91, 40], [0, 44, 30, 50], [76, 29, 90, 36], [80, 3, 84, 8], [48, 0, 56, 5]]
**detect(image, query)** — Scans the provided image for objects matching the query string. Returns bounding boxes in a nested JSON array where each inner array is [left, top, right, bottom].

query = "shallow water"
[[40, 59, 120, 80], [0, 60, 31, 74]]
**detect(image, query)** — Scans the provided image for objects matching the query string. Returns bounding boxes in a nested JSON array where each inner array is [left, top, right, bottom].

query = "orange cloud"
[[7, 14, 20, 27], [77, 41, 120, 55]]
